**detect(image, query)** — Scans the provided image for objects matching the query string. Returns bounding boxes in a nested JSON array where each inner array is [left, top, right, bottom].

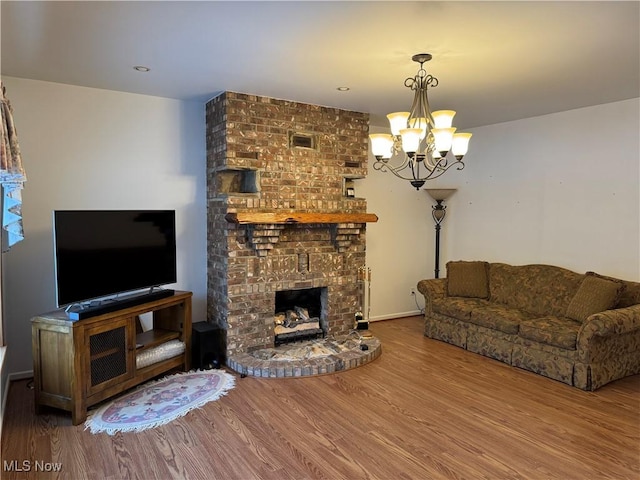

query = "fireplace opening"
[[274, 287, 328, 345]]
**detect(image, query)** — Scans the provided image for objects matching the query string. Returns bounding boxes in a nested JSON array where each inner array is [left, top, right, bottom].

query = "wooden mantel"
[[225, 212, 378, 225]]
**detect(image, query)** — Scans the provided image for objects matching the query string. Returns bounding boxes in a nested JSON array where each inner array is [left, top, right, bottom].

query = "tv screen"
[[53, 210, 177, 307]]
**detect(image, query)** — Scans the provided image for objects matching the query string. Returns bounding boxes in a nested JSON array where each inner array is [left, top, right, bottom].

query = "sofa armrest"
[[577, 304, 640, 354], [417, 279, 447, 314]]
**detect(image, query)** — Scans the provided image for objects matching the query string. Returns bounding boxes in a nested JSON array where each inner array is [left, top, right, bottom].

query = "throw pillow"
[[446, 261, 489, 298], [566, 273, 625, 322], [586, 271, 637, 309]]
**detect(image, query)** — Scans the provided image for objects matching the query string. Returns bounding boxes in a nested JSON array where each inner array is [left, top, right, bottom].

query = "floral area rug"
[[84, 370, 235, 435]]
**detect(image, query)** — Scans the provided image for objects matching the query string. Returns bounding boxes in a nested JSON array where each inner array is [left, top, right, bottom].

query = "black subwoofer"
[[192, 322, 226, 370]]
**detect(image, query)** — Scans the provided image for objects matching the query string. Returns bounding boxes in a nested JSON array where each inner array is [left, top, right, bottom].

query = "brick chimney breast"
[[206, 91, 374, 356]]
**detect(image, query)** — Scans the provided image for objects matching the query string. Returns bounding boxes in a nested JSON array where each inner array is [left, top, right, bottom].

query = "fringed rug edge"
[[84, 369, 236, 435]]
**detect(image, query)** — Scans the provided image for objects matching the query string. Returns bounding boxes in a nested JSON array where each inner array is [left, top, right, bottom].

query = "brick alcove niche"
[[206, 91, 380, 377]]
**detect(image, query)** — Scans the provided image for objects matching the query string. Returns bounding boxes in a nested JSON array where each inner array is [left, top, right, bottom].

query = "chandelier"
[[369, 53, 472, 190]]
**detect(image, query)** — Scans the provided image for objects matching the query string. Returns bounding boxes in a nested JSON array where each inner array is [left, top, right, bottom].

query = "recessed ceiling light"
[[133, 66, 151, 72], [336, 86, 350, 92]]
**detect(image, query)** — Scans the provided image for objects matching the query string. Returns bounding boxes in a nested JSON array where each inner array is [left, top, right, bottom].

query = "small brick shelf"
[[227, 335, 381, 378]]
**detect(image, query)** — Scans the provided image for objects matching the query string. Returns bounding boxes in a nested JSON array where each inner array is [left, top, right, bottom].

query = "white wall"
[[2, 76, 638, 376], [1, 77, 207, 376], [445, 99, 640, 280], [359, 126, 432, 320], [360, 99, 639, 324]]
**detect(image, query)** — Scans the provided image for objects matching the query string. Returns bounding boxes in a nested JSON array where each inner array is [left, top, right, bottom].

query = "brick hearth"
[[205, 91, 375, 365], [228, 335, 382, 378]]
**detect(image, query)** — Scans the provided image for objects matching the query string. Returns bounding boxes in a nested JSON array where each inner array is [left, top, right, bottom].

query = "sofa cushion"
[[468, 304, 532, 334], [489, 263, 584, 317], [586, 271, 640, 309], [566, 273, 625, 322], [446, 261, 489, 298], [519, 316, 582, 350], [432, 297, 488, 320]]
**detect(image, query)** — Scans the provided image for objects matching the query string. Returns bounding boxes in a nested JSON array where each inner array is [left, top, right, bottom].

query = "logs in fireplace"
[[274, 287, 328, 345]]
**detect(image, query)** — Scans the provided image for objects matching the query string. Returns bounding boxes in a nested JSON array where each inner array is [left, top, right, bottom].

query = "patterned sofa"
[[417, 261, 640, 390]]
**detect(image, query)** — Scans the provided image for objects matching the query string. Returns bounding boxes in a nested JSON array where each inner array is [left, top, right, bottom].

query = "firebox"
[[274, 287, 328, 345]]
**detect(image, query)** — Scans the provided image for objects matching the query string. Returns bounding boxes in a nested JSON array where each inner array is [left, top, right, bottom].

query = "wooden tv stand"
[[31, 291, 192, 425]]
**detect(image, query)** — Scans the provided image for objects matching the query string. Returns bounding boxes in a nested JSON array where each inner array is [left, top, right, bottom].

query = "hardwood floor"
[[2, 316, 639, 479]]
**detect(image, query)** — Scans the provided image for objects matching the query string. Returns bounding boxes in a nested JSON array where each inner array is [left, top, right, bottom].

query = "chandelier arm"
[[407, 84, 421, 124], [419, 160, 460, 181], [373, 158, 425, 182], [409, 94, 422, 123], [424, 154, 437, 171], [388, 154, 412, 171], [427, 156, 454, 175], [373, 156, 464, 183], [421, 88, 434, 126], [410, 159, 419, 181], [404, 76, 418, 91], [408, 77, 435, 157], [372, 157, 411, 176]]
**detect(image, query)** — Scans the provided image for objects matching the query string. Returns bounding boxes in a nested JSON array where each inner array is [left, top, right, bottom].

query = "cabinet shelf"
[[136, 328, 180, 351], [90, 347, 121, 361]]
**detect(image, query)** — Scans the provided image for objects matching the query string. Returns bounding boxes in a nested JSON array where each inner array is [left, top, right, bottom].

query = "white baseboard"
[[369, 310, 423, 322], [8, 370, 33, 382]]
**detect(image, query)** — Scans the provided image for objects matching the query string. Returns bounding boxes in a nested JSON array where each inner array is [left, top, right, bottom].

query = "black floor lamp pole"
[[425, 189, 456, 280], [431, 200, 446, 279], [434, 221, 441, 278]]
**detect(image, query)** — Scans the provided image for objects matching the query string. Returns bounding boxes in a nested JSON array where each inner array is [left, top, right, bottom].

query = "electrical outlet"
[[410, 288, 416, 296]]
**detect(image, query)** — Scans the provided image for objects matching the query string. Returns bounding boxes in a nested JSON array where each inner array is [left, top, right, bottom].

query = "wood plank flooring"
[[2, 316, 638, 479]]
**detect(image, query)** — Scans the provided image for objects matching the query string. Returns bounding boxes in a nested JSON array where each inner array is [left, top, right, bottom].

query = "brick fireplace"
[[205, 92, 376, 366]]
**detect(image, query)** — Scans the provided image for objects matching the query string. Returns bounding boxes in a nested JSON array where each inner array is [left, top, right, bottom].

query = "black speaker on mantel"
[[192, 322, 226, 370]]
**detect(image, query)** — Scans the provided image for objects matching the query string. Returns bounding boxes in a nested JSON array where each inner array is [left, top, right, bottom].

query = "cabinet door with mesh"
[[85, 317, 133, 395]]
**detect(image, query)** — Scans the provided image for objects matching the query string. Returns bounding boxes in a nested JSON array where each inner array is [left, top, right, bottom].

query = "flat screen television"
[[53, 210, 177, 314]]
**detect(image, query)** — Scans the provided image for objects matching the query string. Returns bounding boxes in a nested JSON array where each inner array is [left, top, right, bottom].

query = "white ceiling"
[[2, 1, 639, 128]]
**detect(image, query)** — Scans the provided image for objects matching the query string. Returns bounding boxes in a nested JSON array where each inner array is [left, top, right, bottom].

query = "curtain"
[[0, 81, 26, 251]]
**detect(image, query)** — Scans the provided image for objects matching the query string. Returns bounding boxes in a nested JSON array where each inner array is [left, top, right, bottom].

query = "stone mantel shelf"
[[225, 212, 379, 225]]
